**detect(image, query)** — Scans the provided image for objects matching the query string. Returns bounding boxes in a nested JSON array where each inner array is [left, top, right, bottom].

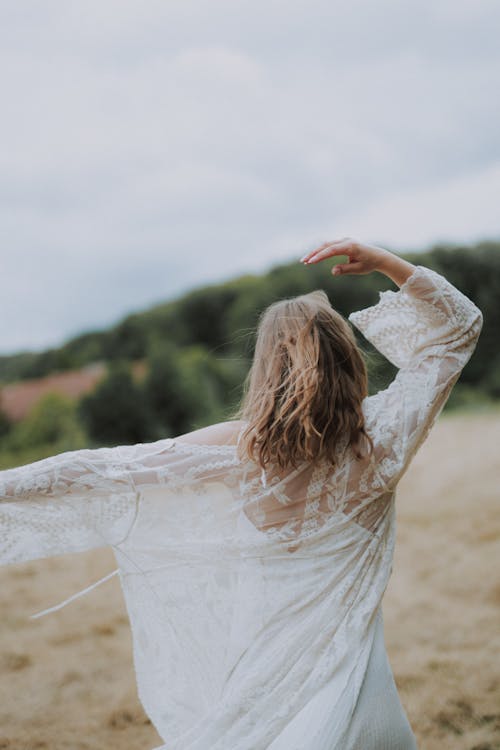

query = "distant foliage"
[[143, 341, 198, 437], [0, 407, 12, 440], [143, 341, 246, 437], [78, 362, 155, 446], [0, 240, 498, 459], [6, 392, 84, 450], [0, 393, 88, 468], [104, 316, 150, 361]]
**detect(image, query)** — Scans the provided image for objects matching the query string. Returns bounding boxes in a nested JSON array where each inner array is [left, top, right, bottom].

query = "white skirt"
[[268, 607, 418, 750], [342, 609, 418, 749]]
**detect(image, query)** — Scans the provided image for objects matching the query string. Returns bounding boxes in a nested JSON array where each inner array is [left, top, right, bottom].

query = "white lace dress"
[[0, 265, 483, 750]]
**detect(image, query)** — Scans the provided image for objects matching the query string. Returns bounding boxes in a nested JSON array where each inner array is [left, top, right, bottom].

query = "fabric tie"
[[30, 568, 119, 619]]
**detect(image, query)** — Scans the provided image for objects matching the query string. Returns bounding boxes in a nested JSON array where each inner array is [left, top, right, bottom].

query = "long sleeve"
[[0, 444, 139, 565], [348, 264, 483, 491], [0, 432, 238, 568]]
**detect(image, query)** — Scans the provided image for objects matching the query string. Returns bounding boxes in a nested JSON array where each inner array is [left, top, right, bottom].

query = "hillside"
[[0, 242, 498, 394], [0, 241, 499, 446], [0, 361, 147, 424]]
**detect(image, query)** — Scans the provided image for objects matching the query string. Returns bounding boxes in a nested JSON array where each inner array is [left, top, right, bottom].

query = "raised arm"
[[350, 263, 482, 489], [301, 236, 416, 285], [302, 238, 483, 491]]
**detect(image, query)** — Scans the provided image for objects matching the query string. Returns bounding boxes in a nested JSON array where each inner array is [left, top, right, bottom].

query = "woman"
[[0, 239, 483, 749]]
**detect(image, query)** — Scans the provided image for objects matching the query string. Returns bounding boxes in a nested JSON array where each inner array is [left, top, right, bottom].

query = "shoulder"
[[175, 420, 246, 448]]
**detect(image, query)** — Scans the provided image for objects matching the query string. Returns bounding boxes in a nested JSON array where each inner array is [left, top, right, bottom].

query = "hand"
[[300, 237, 416, 287], [300, 238, 389, 276]]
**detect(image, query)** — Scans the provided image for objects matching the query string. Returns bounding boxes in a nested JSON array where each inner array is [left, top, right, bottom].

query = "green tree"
[[175, 286, 239, 351], [143, 342, 199, 436], [144, 341, 247, 437], [178, 346, 227, 427], [5, 392, 87, 453], [78, 362, 154, 445], [0, 405, 12, 441], [105, 316, 149, 361]]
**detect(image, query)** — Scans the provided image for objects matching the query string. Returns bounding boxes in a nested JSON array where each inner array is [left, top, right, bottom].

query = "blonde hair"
[[234, 290, 374, 470]]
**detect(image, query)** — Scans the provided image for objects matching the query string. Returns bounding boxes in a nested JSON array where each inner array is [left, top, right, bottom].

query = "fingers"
[[300, 240, 344, 264], [332, 260, 363, 276], [300, 238, 354, 265], [299, 241, 331, 264]]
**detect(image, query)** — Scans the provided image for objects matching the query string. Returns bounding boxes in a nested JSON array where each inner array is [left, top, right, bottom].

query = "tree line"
[[0, 240, 498, 467]]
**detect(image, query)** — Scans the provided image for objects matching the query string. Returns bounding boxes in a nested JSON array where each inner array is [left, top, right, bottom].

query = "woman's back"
[[113, 260, 482, 749], [0, 244, 483, 749]]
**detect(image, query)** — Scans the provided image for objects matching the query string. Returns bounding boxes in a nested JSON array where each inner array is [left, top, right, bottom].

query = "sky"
[[1, 0, 499, 355]]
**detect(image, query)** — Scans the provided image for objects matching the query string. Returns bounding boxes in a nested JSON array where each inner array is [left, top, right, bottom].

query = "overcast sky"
[[1, 0, 499, 355]]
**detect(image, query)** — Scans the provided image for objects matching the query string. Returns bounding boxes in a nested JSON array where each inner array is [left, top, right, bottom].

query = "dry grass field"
[[0, 409, 499, 750]]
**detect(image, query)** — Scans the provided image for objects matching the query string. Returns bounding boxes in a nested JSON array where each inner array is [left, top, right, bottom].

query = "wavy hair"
[[234, 290, 374, 470]]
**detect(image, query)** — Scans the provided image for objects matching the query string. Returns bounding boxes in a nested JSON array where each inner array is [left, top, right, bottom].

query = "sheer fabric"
[[0, 265, 482, 749]]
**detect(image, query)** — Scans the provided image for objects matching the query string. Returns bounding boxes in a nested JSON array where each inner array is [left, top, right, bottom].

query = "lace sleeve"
[[348, 265, 483, 491], [0, 445, 139, 565], [0, 426, 245, 568]]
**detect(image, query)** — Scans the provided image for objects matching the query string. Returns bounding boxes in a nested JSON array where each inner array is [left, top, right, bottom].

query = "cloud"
[[333, 161, 500, 250], [0, 1, 499, 353]]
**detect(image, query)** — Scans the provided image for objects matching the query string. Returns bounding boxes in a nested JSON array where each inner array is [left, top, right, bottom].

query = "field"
[[0, 410, 499, 750]]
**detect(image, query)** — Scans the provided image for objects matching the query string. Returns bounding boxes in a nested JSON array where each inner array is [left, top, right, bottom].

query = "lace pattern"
[[0, 264, 483, 749]]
